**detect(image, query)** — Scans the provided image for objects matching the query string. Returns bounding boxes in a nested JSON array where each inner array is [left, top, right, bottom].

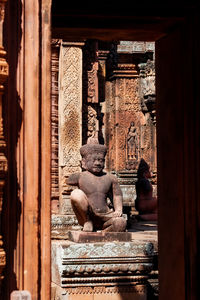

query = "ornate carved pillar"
[[0, 0, 8, 291], [59, 41, 84, 214], [107, 62, 139, 172]]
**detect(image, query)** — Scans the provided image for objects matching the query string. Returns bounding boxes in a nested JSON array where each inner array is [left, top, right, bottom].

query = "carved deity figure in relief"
[[135, 159, 157, 221], [127, 122, 138, 161], [66, 140, 127, 232]]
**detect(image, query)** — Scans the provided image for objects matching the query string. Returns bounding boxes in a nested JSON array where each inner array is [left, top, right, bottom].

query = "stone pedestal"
[[52, 237, 156, 300]]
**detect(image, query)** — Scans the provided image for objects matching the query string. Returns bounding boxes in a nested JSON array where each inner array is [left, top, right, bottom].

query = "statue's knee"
[[112, 217, 127, 232], [70, 189, 86, 203]]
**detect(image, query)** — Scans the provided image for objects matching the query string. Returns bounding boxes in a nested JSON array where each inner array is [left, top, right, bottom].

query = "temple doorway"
[[3, 2, 200, 300]]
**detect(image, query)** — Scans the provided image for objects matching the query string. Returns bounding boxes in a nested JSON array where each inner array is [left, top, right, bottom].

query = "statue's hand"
[[112, 210, 122, 217]]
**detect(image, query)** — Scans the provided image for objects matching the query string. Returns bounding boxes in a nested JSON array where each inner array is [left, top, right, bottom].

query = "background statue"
[[135, 158, 157, 221], [67, 141, 127, 232]]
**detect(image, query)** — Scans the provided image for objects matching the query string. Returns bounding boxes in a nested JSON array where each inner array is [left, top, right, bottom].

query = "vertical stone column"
[[108, 64, 139, 172], [59, 41, 84, 214], [0, 0, 8, 291]]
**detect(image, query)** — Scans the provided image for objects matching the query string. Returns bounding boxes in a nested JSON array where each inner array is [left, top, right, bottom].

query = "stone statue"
[[135, 159, 157, 221], [67, 141, 127, 232], [127, 122, 138, 161]]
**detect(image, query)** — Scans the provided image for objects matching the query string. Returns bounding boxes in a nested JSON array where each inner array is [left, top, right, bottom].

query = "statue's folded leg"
[[70, 189, 93, 232]]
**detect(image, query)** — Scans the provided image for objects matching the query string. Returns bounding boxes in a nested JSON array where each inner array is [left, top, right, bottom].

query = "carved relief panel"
[[106, 76, 143, 172], [58, 41, 84, 213]]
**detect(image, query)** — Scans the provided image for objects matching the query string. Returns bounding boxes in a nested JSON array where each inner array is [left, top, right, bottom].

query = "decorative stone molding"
[[62, 260, 153, 277], [51, 214, 81, 237], [64, 284, 146, 295], [110, 63, 138, 79]]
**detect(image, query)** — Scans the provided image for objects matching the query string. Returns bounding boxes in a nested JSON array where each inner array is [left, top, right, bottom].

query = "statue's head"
[[80, 143, 107, 174], [137, 158, 151, 179]]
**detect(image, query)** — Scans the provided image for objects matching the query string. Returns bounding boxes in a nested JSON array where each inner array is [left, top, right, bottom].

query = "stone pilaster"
[[107, 63, 140, 172], [0, 0, 8, 291], [59, 41, 84, 214]]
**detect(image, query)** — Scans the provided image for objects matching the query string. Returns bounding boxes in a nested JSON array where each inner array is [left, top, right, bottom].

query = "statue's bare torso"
[[67, 144, 126, 232]]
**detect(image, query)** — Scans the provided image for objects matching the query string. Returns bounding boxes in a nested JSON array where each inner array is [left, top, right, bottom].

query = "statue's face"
[[85, 152, 105, 174]]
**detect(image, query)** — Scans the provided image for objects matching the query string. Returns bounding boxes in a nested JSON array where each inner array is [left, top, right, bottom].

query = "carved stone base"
[[52, 239, 156, 300]]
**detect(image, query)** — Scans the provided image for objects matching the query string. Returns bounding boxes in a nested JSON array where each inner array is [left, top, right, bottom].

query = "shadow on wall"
[[2, 0, 23, 298]]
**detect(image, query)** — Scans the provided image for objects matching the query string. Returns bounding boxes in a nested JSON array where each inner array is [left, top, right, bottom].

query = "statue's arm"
[[110, 175, 123, 216], [66, 173, 80, 186]]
